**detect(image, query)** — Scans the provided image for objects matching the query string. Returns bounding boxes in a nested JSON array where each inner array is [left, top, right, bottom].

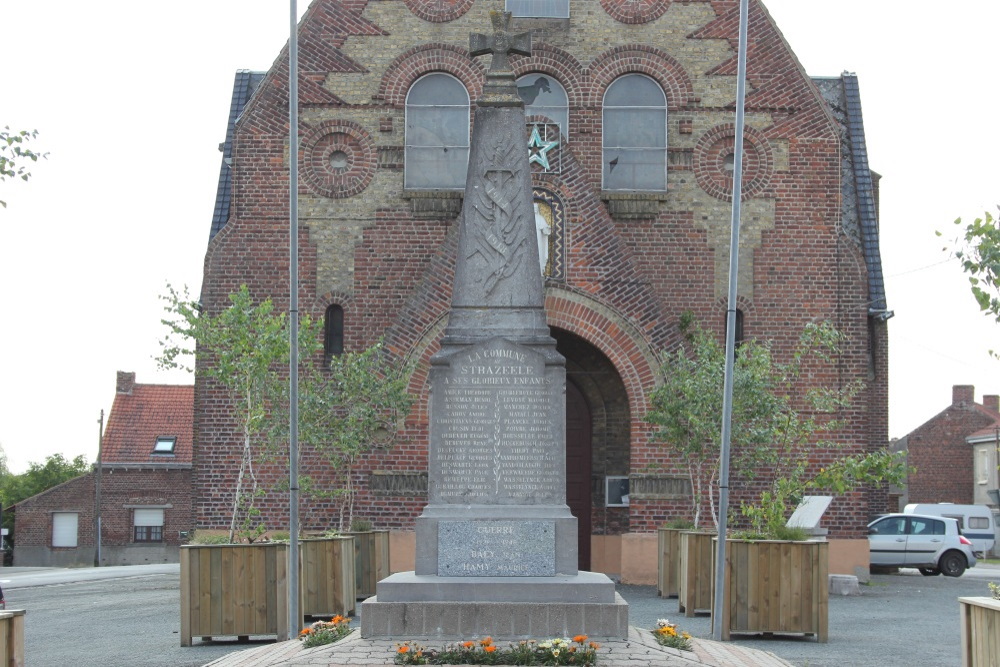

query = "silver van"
[[903, 503, 995, 556]]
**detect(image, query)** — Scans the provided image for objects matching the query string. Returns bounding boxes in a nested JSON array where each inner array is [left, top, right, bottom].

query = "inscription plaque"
[[432, 338, 561, 504], [438, 520, 556, 577]]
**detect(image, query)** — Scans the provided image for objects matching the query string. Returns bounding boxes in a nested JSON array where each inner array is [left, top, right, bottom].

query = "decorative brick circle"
[[300, 120, 376, 199], [693, 124, 773, 202], [403, 0, 475, 23], [601, 0, 671, 24]]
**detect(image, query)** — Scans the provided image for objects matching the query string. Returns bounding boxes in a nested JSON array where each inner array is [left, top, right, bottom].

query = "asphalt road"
[[624, 564, 1000, 667], [3, 563, 998, 667]]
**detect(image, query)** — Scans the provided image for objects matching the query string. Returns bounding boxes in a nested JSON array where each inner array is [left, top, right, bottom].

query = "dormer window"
[[507, 0, 569, 18], [153, 437, 176, 454]]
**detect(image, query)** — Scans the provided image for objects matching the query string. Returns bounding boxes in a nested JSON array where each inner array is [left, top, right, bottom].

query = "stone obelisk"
[[361, 10, 627, 639]]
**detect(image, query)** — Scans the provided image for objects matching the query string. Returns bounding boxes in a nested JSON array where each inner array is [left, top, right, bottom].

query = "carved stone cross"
[[469, 10, 531, 106]]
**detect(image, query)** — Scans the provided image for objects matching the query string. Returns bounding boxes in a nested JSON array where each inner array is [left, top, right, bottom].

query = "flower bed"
[[394, 635, 600, 665], [651, 619, 692, 651], [299, 615, 352, 648]]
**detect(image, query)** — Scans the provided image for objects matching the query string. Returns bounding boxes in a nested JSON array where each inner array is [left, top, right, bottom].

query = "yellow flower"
[[553, 649, 560, 657]]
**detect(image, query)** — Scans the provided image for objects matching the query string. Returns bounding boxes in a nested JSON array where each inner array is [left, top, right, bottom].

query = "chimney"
[[984, 395, 1000, 414], [116, 371, 136, 395]]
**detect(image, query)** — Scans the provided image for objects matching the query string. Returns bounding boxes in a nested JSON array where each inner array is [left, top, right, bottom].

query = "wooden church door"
[[565, 379, 592, 570]]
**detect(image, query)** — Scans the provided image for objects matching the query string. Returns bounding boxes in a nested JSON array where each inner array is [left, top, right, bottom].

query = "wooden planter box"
[[960, 597, 1000, 666], [301, 536, 357, 617], [678, 531, 716, 616], [0, 610, 25, 667], [657, 528, 684, 598], [717, 539, 828, 642], [346, 530, 390, 599], [180, 543, 290, 646]]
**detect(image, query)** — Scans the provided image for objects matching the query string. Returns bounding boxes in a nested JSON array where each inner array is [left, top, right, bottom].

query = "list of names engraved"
[[433, 341, 561, 503]]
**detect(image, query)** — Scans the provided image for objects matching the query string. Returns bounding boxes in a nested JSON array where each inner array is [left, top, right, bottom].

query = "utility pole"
[[712, 0, 750, 641], [288, 0, 301, 631], [94, 409, 104, 567]]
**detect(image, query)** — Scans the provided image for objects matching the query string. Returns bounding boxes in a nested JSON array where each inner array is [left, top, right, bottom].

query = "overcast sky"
[[1, 1, 997, 474]]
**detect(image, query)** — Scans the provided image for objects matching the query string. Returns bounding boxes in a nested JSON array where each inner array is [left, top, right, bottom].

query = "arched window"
[[405, 73, 470, 190], [324, 304, 344, 361], [724, 308, 745, 353], [602, 74, 667, 191], [517, 74, 569, 140]]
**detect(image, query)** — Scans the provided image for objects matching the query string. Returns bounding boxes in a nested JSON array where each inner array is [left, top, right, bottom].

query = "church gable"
[[195, 0, 891, 542]]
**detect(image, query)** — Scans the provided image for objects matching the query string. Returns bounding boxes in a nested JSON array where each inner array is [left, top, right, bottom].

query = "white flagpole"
[[288, 0, 301, 634], [711, 0, 749, 641]]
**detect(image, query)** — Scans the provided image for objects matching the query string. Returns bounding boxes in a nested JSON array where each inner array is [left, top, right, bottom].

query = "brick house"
[[195, 0, 892, 579], [895, 385, 1000, 508], [12, 372, 194, 567]]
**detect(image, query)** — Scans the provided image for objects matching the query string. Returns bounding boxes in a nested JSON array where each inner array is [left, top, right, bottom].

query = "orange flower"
[[463, 641, 475, 648], [573, 634, 588, 644], [398, 645, 410, 654], [480, 636, 494, 646], [589, 641, 601, 649], [484, 645, 497, 653]]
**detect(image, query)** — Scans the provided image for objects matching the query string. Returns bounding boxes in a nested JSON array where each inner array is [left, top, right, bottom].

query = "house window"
[[517, 74, 568, 140], [978, 449, 989, 484], [153, 436, 176, 454], [324, 304, 344, 361], [605, 476, 630, 507], [506, 0, 570, 18], [134, 509, 164, 543], [602, 74, 667, 191], [405, 73, 470, 190], [52, 512, 79, 548]]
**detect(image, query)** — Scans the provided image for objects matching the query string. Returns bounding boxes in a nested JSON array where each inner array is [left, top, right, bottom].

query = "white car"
[[867, 513, 977, 577]]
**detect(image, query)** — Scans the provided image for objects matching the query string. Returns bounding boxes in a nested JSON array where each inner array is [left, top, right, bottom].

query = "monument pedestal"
[[359, 10, 630, 641], [361, 572, 628, 639]]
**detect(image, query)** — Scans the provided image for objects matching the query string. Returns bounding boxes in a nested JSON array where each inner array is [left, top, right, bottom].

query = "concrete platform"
[[203, 626, 795, 667], [372, 571, 617, 602]]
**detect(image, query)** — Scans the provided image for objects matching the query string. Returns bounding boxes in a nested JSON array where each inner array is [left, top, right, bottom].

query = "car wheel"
[[918, 567, 940, 576], [939, 551, 967, 577]]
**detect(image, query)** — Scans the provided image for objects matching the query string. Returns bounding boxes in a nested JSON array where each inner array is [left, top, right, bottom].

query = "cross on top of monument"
[[469, 10, 531, 106]]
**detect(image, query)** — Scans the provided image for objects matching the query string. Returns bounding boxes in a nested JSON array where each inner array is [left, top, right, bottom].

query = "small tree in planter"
[[294, 340, 413, 532], [647, 313, 784, 530], [649, 315, 907, 536], [159, 284, 317, 542], [729, 321, 908, 537]]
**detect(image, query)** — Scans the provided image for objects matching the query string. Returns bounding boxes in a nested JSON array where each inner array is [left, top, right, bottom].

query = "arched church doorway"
[[554, 328, 631, 572]]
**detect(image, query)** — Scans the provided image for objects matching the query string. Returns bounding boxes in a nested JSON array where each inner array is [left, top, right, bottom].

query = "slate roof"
[[813, 73, 890, 318], [842, 74, 889, 315], [210, 70, 266, 241], [102, 380, 194, 465], [967, 407, 1000, 441]]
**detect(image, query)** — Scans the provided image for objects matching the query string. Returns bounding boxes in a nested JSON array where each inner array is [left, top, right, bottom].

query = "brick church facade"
[[196, 0, 891, 574]]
